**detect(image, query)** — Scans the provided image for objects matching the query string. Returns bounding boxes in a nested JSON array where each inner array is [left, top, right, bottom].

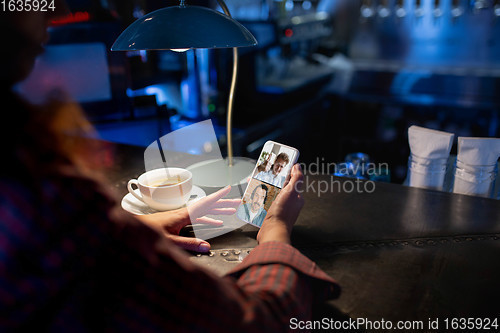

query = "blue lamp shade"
[[111, 5, 257, 50]]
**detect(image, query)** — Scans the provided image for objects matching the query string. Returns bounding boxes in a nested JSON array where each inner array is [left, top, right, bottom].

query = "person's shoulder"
[[256, 170, 272, 178], [0, 177, 37, 215], [1, 165, 118, 228], [255, 171, 265, 177], [38, 165, 117, 206]]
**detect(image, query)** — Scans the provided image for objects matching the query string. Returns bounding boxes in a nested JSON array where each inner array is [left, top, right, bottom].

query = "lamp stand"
[[188, 0, 255, 190], [226, 46, 237, 167], [217, 0, 238, 167]]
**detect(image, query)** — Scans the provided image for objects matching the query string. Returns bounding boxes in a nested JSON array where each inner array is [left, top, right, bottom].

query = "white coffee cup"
[[127, 167, 193, 211]]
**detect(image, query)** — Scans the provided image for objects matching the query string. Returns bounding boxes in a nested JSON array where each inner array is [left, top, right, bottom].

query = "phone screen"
[[237, 141, 299, 228]]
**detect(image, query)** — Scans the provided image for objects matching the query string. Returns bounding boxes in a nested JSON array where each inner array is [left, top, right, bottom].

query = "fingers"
[[282, 170, 292, 188], [292, 164, 304, 192], [188, 186, 233, 217], [291, 163, 304, 180], [188, 186, 242, 223], [206, 208, 237, 215], [283, 164, 304, 193], [187, 207, 235, 226], [195, 216, 224, 226], [209, 198, 241, 209], [191, 186, 232, 210], [167, 234, 211, 253], [205, 185, 232, 203]]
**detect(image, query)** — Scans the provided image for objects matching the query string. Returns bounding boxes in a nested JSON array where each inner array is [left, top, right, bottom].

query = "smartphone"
[[236, 141, 299, 228]]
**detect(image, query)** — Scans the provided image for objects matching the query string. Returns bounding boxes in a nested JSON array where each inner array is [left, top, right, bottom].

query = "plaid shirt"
[[0, 166, 339, 332]]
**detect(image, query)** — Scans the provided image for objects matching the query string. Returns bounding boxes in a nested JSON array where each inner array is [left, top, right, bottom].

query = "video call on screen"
[[237, 142, 297, 227]]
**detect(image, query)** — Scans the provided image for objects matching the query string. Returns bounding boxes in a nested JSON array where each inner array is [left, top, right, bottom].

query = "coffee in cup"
[[127, 167, 193, 211]]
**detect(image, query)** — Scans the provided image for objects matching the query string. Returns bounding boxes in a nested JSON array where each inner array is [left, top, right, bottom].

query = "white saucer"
[[121, 185, 206, 215]]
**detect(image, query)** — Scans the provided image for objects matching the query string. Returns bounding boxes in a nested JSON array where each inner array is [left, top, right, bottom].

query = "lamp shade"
[[111, 5, 257, 51]]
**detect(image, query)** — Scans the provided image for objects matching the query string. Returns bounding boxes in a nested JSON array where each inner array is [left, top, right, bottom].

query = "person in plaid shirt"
[[0, 1, 339, 331]]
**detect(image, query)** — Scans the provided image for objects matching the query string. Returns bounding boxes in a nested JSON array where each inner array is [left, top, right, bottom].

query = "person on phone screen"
[[237, 184, 268, 227], [255, 152, 290, 188]]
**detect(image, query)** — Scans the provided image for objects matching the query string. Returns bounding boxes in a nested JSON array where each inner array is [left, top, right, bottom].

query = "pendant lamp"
[[112, 0, 258, 190], [111, 2, 257, 50]]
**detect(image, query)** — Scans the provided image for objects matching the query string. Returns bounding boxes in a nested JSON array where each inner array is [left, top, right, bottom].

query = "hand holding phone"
[[236, 141, 300, 228], [256, 164, 304, 245]]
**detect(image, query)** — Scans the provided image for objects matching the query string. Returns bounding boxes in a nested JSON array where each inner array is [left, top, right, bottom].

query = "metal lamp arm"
[[215, 0, 238, 166]]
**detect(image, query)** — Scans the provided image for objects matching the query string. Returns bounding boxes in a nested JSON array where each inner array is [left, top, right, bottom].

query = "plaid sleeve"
[[228, 241, 340, 301], [229, 241, 337, 285]]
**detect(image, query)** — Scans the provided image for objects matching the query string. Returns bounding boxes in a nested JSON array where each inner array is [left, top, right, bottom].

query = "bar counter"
[[104, 140, 500, 325]]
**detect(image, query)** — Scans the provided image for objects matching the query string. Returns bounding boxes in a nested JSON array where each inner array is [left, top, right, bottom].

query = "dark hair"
[[250, 184, 268, 205]]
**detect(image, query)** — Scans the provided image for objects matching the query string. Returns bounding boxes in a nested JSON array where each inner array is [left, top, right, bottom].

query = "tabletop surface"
[[105, 140, 500, 324]]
